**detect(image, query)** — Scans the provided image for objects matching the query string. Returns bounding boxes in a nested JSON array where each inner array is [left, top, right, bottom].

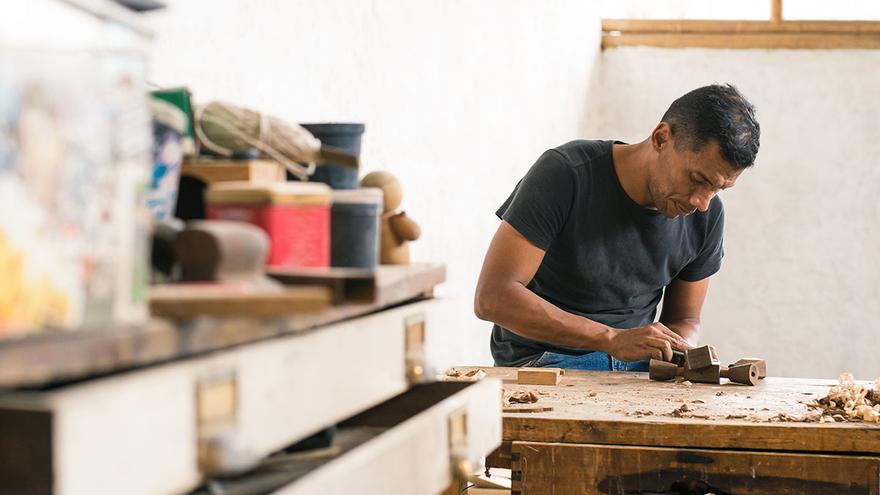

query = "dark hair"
[[661, 83, 760, 169]]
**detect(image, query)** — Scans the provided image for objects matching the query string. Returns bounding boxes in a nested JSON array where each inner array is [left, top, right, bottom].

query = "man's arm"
[[659, 277, 710, 347], [474, 221, 692, 362]]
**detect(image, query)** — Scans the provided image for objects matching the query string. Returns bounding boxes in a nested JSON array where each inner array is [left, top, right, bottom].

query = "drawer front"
[[511, 442, 880, 495], [0, 299, 446, 495], [197, 379, 502, 495]]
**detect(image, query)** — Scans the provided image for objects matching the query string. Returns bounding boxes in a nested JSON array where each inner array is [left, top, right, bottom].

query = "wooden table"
[[477, 367, 880, 495]]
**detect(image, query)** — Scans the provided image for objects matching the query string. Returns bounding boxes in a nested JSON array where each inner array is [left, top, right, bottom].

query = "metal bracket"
[[195, 369, 247, 475], [448, 409, 473, 482], [404, 313, 426, 385]]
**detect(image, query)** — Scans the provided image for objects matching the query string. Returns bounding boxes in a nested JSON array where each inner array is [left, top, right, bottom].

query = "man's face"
[[649, 131, 742, 219]]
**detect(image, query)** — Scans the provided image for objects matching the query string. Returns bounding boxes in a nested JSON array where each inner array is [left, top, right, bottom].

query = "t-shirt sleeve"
[[676, 198, 725, 282], [495, 149, 576, 251]]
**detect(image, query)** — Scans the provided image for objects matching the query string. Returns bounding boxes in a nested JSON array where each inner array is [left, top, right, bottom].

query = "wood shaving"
[[671, 403, 690, 417], [440, 368, 486, 382], [506, 390, 540, 405], [629, 410, 654, 417], [588, 390, 597, 397], [808, 372, 880, 424]]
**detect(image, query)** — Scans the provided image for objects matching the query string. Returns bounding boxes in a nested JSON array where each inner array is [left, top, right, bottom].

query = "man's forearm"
[[476, 281, 615, 352], [661, 317, 701, 347]]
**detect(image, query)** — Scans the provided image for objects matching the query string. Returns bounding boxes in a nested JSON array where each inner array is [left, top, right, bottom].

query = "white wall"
[[149, 4, 879, 379], [147, 0, 603, 366], [589, 47, 880, 379]]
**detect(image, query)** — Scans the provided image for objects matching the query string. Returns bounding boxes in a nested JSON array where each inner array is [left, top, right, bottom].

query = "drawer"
[[190, 379, 502, 495], [511, 441, 880, 495], [0, 299, 449, 495]]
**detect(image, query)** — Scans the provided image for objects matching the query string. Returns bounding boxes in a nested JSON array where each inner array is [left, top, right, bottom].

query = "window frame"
[[602, 0, 880, 49]]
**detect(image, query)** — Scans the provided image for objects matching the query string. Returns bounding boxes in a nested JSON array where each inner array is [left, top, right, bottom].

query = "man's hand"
[[604, 323, 693, 362]]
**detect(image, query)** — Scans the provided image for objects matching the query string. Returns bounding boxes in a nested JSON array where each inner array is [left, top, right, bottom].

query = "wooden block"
[[182, 159, 286, 185], [685, 345, 719, 370], [683, 364, 721, 384], [517, 368, 562, 386]]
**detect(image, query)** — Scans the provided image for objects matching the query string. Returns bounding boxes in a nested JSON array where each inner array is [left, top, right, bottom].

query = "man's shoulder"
[[549, 139, 613, 169]]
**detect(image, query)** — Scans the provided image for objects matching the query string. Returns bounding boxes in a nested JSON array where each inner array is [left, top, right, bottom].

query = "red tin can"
[[205, 181, 332, 268]]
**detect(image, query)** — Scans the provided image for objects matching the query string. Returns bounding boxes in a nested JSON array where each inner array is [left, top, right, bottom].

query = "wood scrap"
[[671, 403, 690, 417], [517, 368, 563, 386]]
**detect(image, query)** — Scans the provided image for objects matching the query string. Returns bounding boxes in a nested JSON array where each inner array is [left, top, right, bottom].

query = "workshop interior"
[[1, 1, 879, 494]]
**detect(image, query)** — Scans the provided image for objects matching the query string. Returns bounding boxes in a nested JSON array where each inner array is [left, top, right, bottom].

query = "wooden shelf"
[[0, 263, 445, 389]]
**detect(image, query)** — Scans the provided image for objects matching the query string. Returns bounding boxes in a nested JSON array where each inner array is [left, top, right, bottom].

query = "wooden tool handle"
[[319, 145, 359, 169], [649, 359, 681, 381]]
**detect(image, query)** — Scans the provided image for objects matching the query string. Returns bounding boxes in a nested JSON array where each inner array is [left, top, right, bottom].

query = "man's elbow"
[[473, 287, 498, 322]]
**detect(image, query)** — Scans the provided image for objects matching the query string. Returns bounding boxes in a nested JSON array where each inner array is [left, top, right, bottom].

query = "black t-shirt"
[[491, 139, 724, 366]]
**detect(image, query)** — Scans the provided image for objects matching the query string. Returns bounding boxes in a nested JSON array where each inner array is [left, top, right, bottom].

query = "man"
[[474, 84, 760, 371]]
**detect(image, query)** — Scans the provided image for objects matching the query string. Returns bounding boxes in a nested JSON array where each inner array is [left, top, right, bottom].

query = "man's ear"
[[652, 122, 672, 151]]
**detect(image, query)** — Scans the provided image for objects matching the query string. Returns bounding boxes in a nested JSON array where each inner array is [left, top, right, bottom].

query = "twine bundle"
[[195, 101, 323, 181]]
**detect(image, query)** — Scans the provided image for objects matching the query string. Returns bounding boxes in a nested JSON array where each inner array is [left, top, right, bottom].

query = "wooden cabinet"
[[194, 380, 501, 495], [0, 264, 501, 495]]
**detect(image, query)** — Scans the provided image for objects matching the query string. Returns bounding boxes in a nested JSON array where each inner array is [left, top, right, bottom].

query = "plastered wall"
[[150, 3, 879, 379]]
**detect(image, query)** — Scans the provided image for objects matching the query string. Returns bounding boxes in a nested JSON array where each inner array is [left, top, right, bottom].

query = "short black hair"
[[661, 84, 760, 169]]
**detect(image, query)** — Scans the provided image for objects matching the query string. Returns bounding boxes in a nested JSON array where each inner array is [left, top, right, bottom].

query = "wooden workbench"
[[476, 367, 880, 494]]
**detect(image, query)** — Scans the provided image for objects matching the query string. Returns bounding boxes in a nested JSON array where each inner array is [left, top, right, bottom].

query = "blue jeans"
[[530, 351, 649, 372]]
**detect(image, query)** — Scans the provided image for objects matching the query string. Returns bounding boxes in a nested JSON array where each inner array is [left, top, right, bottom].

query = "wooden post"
[[771, 0, 783, 24]]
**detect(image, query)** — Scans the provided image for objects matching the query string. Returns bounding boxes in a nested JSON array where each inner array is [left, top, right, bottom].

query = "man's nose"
[[689, 190, 716, 212]]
